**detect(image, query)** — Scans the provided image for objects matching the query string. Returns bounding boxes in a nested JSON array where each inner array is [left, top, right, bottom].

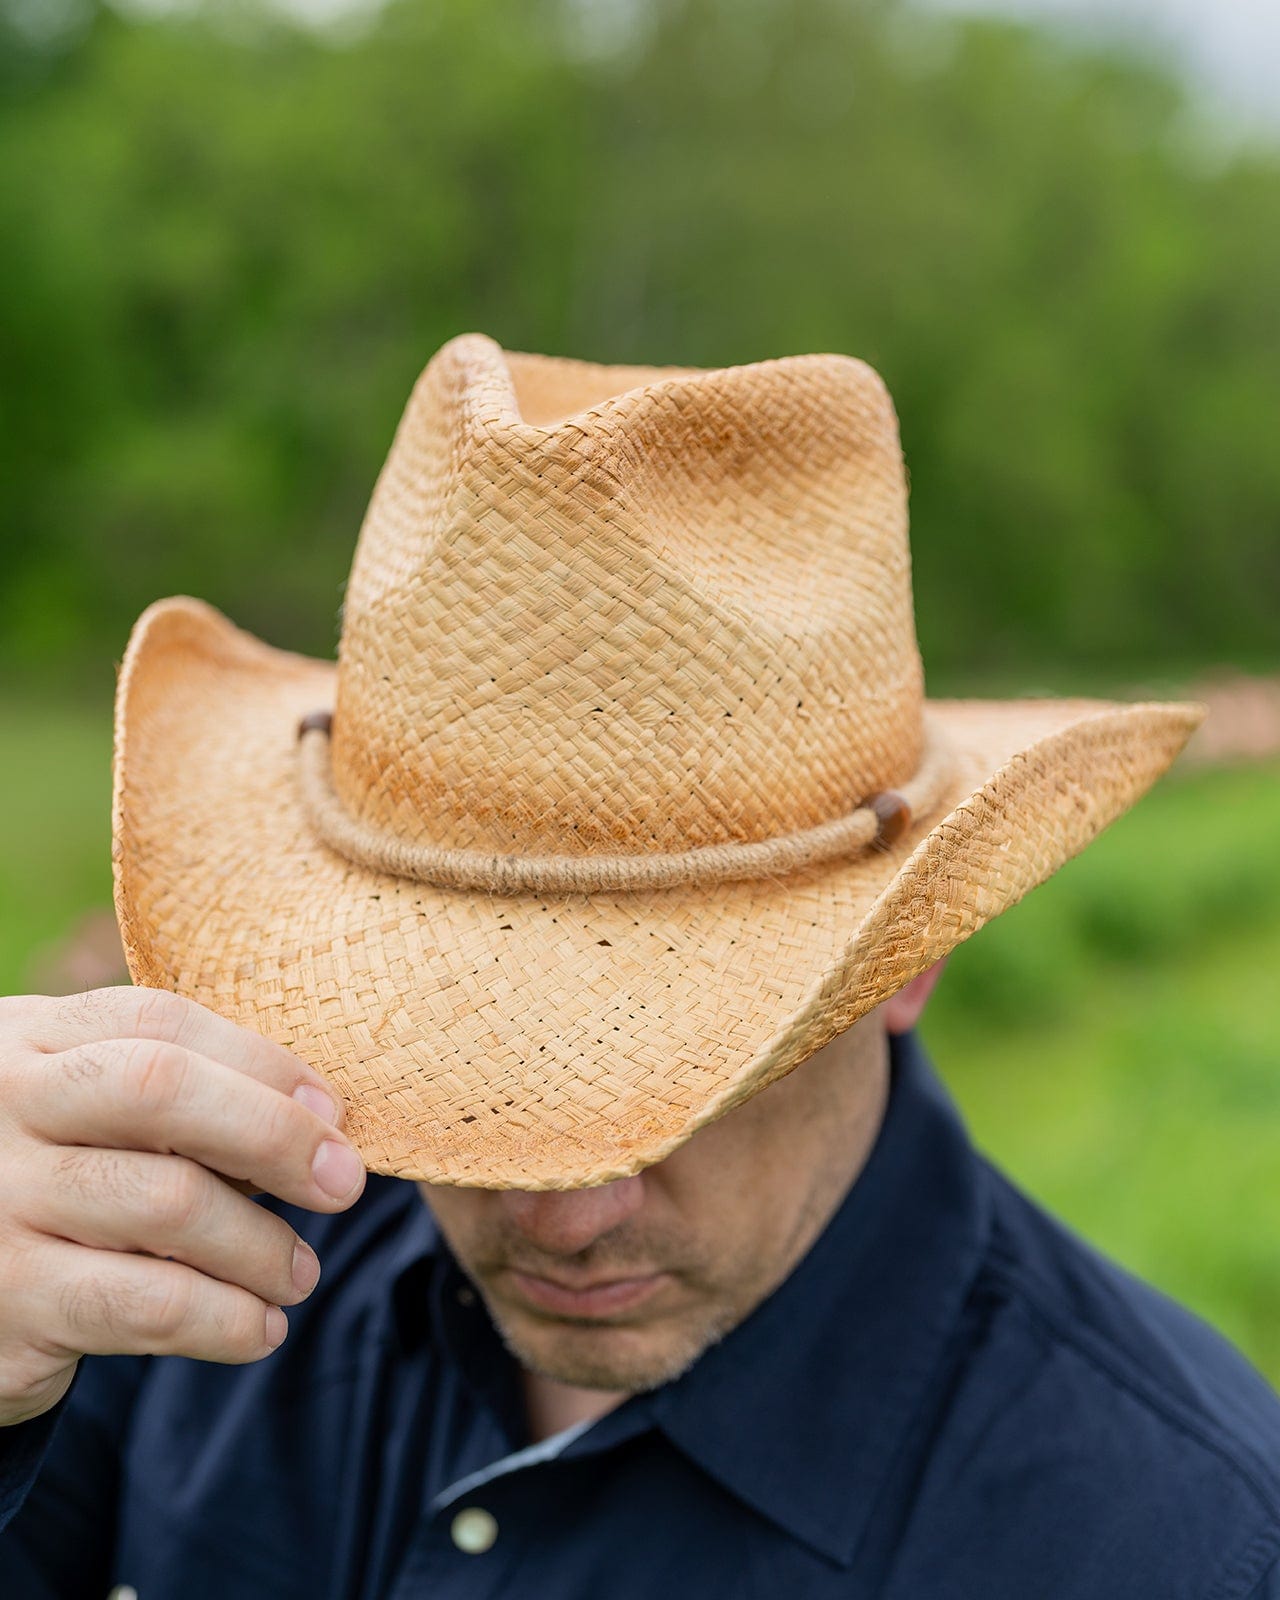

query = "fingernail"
[[312, 1138, 364, 1200], [265, 1306, 288, 1350], [292, 1240, 321, 1297], [293, 1083, 341, 1126]]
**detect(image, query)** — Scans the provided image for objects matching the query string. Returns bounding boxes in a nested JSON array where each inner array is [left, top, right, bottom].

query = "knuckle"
[[135, 1271, 196, 1342], [123, 1039, 190, 1120], [131, 985, 188, 1036], [148, 1160, 208, 1235]]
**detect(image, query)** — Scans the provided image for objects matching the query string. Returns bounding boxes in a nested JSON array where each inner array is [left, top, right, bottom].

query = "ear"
[[882, 956, 949, 1036]]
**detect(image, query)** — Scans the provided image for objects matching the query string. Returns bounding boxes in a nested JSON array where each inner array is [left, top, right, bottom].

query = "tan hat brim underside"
[[112, 598, 1201, 1188]]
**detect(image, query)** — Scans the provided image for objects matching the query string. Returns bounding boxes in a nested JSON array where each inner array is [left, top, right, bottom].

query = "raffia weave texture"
[[112, 334, 1202, 1187]]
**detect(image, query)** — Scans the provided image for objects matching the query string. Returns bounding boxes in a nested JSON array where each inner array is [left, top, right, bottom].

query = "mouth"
[[505, 1268, 670, 1320]]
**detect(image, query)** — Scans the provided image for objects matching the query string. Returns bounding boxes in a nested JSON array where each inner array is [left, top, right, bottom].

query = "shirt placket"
[[381, 1355, 662, 1600], [383, 1423, 587, 1599]]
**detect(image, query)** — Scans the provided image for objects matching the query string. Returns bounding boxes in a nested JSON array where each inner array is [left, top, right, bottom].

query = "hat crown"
[[330, 333, 924, 859]]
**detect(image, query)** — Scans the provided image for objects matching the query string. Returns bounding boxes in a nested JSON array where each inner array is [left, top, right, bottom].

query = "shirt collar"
[[643, 1029, 992, 1567], [386, 1030, 991, 1567]]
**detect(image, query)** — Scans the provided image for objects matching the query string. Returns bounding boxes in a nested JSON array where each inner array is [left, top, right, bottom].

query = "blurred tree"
[[0, 0, 1277, 691]]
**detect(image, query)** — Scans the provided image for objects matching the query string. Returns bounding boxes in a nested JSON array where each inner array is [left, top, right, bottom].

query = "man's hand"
[[0, 986, 366, 1428]]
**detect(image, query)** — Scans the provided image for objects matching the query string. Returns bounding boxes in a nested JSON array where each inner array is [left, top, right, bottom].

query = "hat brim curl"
[[112, 597, 1202, 1189]]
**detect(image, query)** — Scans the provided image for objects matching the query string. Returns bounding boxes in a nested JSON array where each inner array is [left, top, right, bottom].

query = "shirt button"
[[451, 1506, 498, 1554]]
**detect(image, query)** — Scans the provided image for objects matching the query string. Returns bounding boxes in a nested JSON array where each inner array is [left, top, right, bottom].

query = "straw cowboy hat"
[[111, 333, 1202, 1189]]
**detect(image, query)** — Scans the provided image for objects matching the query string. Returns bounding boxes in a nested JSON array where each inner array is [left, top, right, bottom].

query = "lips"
[[507, 1268, 668, 1319]]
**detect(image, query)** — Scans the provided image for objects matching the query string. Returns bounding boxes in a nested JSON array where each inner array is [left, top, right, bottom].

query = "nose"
[[498, 1175, 646, 1258]]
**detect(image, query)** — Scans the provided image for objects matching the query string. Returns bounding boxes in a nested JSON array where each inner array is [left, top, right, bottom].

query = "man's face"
[[419, 1013, 890, 1395]]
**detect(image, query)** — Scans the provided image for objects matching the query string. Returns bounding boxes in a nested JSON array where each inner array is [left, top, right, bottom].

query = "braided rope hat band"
[[111, 334, 1204, 1188], [295, 710, 952, 893]]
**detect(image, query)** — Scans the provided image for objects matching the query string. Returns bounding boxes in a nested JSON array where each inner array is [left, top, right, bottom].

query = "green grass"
[[1, 696, 1278, 1383]]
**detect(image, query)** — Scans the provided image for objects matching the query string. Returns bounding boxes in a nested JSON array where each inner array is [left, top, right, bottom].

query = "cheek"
[[658, 1125, 804, 1279], [417, 1185, 496, 1264], [658, 1068, 872, 1286]]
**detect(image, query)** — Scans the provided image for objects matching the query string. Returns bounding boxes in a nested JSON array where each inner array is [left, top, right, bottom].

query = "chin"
[[494, 1304, 729, 1394]]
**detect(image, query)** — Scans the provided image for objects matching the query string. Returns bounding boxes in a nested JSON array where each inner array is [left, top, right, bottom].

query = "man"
[[1, 334, 1278, 1596]]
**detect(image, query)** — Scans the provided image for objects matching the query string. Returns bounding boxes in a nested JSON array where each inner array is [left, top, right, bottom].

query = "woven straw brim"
[[112, 598, 1202, 1189]]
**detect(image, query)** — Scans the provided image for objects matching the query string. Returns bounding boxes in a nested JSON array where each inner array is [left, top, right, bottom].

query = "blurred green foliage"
[[0, 698, 112, 986], [2, 0, 1278, 691]]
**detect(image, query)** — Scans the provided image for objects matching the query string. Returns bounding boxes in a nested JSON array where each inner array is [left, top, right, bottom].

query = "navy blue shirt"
[[3, 1031, 1280, 1597]]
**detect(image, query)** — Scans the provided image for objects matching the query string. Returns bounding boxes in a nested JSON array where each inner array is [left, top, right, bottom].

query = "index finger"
[[23, 987, 344, 1127]]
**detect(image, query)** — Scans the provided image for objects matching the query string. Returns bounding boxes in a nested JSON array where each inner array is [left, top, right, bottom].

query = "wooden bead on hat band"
[[294, 710, 953, 895]]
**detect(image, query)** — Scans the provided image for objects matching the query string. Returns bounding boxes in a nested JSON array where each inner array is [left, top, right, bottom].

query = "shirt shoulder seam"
[[980, 1250, 1280, 1524]]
